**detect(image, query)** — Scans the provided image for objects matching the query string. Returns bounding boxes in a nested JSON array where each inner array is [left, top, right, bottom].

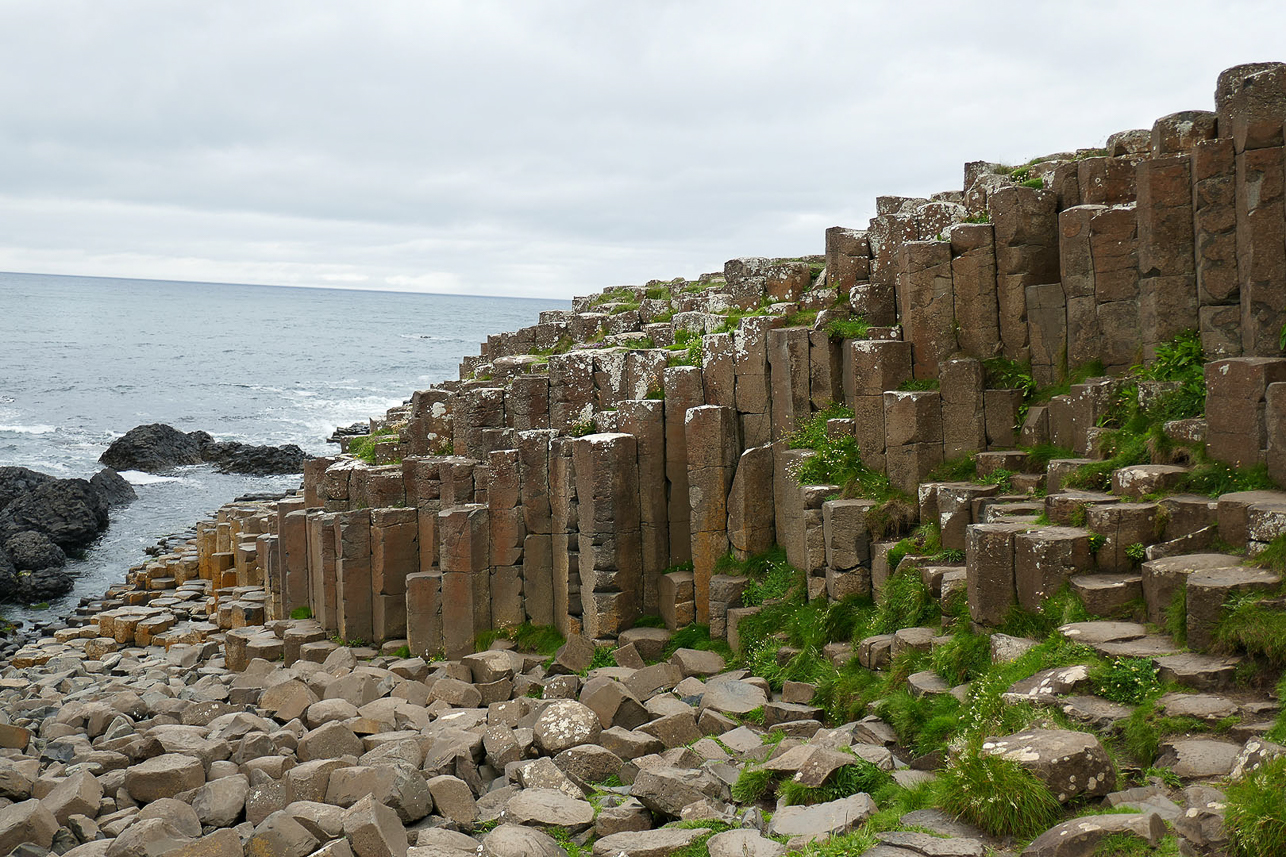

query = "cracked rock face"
[[981, 728, 1116, 802]]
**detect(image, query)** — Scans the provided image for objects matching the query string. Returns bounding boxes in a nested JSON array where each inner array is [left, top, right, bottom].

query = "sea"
[[0, 271, 564, 627]]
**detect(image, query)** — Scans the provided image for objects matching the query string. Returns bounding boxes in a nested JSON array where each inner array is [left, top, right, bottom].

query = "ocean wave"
[[0, 424, 56, 434], [119, 470, 188, 485]]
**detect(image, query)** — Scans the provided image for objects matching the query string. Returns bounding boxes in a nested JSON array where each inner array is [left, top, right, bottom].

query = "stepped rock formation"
[[5, 62, 1286, 857]]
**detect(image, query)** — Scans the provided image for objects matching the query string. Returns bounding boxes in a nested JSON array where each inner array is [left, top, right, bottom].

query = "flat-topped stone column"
[[686, 406, 738, 625], [574, 432, 642, 638], [334, 510, 373, 645]]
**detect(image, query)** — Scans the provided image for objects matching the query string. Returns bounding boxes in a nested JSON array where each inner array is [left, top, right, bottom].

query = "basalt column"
[[664, 366, 705, 565], [488, 449, 526, 629], [550, 436, 581, 635], [686, 405, 739, 624], [333, 510, 373, 645], [1137, 153, 1199, 360], [573, 433, 642, 638], [517, 430, 556, 626], [989, 186, 1059, 365], [439, 504, 490, 659], [371, 507, 418, 642], [618, 399, 669, 614]]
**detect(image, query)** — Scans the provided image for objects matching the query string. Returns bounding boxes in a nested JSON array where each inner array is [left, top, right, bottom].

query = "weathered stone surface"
[[504, 788, 595, 832], [0, 799, 58, 855], [982, 729, 1115, 802], [592, 828, 711, 857], [706, 830, 787, 857], [482, 824, 567, 857], [1155, 738, 1242, 780], [124, 754, 205, 803], [533, 700, 602, 754], [631, 766, 726, 817], [342, 793, 408, 857], [767, 793, 877, 843]]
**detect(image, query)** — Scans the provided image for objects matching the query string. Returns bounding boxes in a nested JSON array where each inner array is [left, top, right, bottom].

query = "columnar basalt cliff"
[[6, 63, 1286, 857]]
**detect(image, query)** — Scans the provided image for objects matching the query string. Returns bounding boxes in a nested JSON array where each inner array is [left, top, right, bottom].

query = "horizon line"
[[0, 269, 568, 303]]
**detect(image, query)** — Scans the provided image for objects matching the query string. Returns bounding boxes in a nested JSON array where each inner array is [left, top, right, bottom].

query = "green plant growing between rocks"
[[1225, 754, 1286, 857], [936, 745, 1062, 838], [1215, 593, 1286, 667], [347, 427, 399, 464], [1088, 657, 1160, 705], [289, 606, 313, 620], [825, 315, 871, 340]]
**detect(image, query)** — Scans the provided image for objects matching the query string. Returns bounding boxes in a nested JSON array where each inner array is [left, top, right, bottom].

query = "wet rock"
[[0, 478, 109, 550], [4, 530, 66, 571], [100, 424, 208, 472], [90, 467, 137, 506]]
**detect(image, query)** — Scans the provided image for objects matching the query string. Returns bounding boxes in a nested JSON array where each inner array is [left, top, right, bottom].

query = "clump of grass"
[[936, 747, 1062, 839], [1089, 657, 1161, 705], [731, 765, 774, 803], [826, 316, 871, 340], [666, 329, 704, 367], [477, 623, 565, 656], [347, 427, 399, 464], [1215, 594, 1286, 666], [1225, 755, 1286, 857], [779, 758, 895, 806], [662, 623, 734, 662], [1177, 461, 1276, 498], [897, 377, 940, 392], [928, 454, 977, 482], [1252, 533, 1286, 575], [996, 586, 1089, 639], [289, 605, 313, 620], [393, 644, 411, 659], [931, 629, 992, 685], [568, 418, 598, 437], [1267, 673, 1286, 743]]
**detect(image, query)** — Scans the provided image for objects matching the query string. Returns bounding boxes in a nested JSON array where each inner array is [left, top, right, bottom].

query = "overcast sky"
[[0, 1, 1281, 300]]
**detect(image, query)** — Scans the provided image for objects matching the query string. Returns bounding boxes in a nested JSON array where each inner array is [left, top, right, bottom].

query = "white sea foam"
[[119, 470, 184, 485], [0, 424, 55, 434]]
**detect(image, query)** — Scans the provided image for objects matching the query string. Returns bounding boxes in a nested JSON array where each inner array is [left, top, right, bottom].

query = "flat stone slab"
[[1058, 621, 1147, 645], [1156, 738, 1242, 780], [876, 830, 986, 857], [1060, 695, 1135, 731], [982, 729, 1115, 802], [1155, 652, 1242, 692], [1003, 665, 1091, 704], [592, 827, 711, 857], [1157, 693, 1240, 723], [1093, 635, 1183, 659], [767, 793, 877, 843]]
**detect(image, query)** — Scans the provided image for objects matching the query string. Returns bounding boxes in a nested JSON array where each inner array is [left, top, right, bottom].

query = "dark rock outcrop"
[[101, 423, 306, 475], [99, 424, 209, 473], [90, 467, 137, 506], [199, 440, 307, 476], [3, 532, 66, 571], [0, 479, 108, 551], [0, 467, 56, 512]]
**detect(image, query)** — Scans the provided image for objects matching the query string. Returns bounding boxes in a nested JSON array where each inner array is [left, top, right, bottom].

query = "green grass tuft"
[[779, 758, 895, 806], [289, 605, 313, 620], [936, 747, 1062, 839], [1215, 594, 1286, 666], [1225, 755, 1286, 857], [826, 316, 872, 340], [730, 765, 774, 802], [1089, 657, 1161, 705]]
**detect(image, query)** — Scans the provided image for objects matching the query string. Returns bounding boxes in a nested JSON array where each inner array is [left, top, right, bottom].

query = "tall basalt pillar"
[[896, 240, 956, 380], [371, 507, 418, 642], [280, 508, 309, 616], [334, 510, 373, 645], [686, 405, 738, 624], [574, 433, 642, 638], [1193, 138, 1242, 358], [664, 366, 704, 565], [406, 572, 442, 658], [439, 503, 490, 658], [948, 223, 1000, 361], [549, 436, 581, 636], [517, 430, 556, 625], [768, 327, 811, 442], [618, 399, 668, 614], [305, 511, 339, 633], [1137, 154, 1198, 359], [734, 315, 782, 449], [988, 186, 1059, 364], [1236, 144, 1286, 356]]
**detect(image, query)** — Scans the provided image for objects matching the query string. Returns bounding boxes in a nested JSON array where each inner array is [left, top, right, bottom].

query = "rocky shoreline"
[[5, 60, 1286, 857]]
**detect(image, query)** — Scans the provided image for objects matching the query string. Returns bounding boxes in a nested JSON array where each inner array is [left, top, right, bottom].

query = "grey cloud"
[[0, 0, 1281, 298]]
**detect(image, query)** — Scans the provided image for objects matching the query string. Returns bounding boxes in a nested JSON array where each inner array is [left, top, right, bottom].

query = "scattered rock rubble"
[[8, 59, 1286, 857]]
